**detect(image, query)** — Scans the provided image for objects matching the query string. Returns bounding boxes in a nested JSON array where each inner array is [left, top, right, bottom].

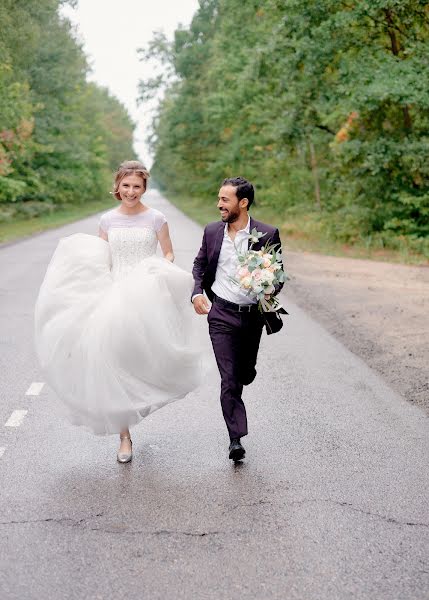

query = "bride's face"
[[118, 174, 145, 208]]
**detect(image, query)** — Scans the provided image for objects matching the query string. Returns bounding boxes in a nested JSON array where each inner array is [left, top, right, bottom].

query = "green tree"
[[0, 0, 135, 220], [141, 0, 429, 257]]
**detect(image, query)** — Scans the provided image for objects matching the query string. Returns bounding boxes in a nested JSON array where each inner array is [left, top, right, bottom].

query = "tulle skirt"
[[34, 233, 204, 435]]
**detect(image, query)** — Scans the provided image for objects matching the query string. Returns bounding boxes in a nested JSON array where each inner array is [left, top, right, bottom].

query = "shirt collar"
[[224, 216, 251, 236]]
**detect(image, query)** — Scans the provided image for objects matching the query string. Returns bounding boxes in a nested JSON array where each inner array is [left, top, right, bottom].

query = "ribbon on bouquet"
[[258, 295, 284, 313]]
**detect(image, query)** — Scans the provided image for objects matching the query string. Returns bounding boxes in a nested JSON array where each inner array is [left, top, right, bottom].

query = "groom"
[[192, 177, 285, 461]]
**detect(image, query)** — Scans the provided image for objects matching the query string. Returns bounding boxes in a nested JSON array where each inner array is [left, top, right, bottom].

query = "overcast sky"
[[61, 0, 199, 166]]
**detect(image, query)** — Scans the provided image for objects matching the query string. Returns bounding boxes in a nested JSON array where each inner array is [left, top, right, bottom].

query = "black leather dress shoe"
[[229, 438, 245, 461]]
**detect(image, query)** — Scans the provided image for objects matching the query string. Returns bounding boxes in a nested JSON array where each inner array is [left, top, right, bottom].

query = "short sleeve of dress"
[[152, 209, 167, 232], [99, 212, 110, 233]]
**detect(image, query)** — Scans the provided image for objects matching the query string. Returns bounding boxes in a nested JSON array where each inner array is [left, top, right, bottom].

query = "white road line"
[[0, 447, 5, 458], [5, 410, 28, 427], [25, 382, 45, 396]]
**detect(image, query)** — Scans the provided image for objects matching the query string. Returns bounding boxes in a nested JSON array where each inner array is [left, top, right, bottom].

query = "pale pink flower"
[[241, 276, 252, 289]]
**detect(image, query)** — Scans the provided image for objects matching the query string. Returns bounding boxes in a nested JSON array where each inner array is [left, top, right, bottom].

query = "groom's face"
[[217, 185, 247, 223]]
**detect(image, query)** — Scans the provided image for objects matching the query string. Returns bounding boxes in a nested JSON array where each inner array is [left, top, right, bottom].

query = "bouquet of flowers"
[[231, 228, 287, 312]]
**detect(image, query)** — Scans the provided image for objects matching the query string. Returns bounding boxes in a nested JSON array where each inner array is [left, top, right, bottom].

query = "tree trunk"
[[385, 9, 412, 131], [308, 138, 321, 211]]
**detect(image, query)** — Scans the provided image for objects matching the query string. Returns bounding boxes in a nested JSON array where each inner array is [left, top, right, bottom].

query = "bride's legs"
[[117, 428, 132, 463]]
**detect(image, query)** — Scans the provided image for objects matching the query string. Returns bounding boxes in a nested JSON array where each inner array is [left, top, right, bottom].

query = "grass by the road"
[[0, 198, 115, 245], [166, 193, 428, 266]]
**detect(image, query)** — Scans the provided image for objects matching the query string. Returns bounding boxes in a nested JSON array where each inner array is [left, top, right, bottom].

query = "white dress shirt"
[[210, 218, 257, 305]]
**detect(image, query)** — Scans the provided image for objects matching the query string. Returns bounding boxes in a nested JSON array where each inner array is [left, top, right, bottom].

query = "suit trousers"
[[208, 298, 264, 440]]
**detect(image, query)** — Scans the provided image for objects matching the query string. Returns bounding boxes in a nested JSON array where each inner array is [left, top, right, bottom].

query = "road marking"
[[0, 447, 5, 458], [5, 410, 28, 427], [26, 382, 45, 396]]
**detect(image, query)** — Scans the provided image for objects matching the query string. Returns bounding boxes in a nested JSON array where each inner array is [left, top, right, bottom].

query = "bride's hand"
[[163, 251, 174, 262]]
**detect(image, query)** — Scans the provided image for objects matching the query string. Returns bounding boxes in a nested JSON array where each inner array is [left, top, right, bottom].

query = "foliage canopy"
[[141, 0, 429, 256], [0, 0, 135, 220]]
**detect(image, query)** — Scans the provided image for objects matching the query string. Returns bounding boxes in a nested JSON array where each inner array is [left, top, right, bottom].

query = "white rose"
[[260, 269, 275, 285]]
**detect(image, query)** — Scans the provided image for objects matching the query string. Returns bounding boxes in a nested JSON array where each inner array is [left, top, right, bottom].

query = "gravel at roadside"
[[283, 251, 429, 414]]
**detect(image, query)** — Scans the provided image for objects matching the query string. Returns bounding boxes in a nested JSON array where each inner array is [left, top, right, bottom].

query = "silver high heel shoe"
[[117, 435, 133, 463]]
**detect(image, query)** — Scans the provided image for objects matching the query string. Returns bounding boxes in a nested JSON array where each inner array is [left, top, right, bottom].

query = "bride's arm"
[[157, 223, 174, 262], [99, 227, 108, 241]]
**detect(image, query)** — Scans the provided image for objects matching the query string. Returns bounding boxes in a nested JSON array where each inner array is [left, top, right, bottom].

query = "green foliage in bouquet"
[[231, 228, 287, 311]]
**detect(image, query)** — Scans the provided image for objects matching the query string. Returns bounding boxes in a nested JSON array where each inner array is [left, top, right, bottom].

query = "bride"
[[35, 160, 203, 463]]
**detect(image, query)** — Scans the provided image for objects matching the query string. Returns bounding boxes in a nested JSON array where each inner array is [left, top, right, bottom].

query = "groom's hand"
[[193, 295, 210, 315]]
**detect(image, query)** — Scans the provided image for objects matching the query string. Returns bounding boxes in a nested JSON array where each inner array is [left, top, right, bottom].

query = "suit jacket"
[[192, 216, 284, 302]]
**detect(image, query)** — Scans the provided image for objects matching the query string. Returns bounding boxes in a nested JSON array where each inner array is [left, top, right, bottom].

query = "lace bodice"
[[109, 227, 158, 279], [99, 207, 167, 280]]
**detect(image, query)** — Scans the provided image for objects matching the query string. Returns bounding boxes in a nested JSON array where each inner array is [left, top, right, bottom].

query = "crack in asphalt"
[[330, 501, 429, 528], [85, 528, 220, 537], [154, 530, 219, 537], [1, 499, 427, 533], [290, 499, 429, 528], [229, 499, 272, 511], [0, 512, 104, 526], [0, 515, 219, 537]]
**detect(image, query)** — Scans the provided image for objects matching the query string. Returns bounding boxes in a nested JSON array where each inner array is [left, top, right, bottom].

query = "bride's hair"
[[113, 160, 150, 200]]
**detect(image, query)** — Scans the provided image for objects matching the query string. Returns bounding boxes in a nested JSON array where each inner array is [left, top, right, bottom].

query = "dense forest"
[[141, 0, 429, 258], [0, 0, 135, 222]]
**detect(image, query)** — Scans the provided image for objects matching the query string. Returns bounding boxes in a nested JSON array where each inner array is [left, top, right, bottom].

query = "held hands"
[[193, 295, 210, 315]]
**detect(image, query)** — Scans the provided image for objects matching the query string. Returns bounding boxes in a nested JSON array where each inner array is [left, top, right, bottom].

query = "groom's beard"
[[220, 207, 240, 223]]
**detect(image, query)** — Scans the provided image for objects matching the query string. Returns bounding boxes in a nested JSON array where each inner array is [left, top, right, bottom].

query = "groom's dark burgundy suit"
[[192, 216, 283, 440]]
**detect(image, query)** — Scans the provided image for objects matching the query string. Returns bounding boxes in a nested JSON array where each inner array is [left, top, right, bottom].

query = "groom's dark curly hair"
[[222, 176, 255, 209]]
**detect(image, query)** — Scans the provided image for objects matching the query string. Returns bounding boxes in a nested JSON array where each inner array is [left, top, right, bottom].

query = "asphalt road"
[[0, 190, 428, 600]]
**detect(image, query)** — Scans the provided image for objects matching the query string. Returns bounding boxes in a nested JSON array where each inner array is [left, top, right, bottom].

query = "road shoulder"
[[284, 250, 429, 413]]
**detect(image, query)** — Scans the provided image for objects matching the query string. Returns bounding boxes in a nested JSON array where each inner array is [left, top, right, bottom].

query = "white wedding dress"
[[34, 207, 203, 435]]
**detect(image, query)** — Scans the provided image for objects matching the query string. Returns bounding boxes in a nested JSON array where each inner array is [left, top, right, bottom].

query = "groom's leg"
[[238, 312, 264, 385], [208, 303, 247, 439]]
